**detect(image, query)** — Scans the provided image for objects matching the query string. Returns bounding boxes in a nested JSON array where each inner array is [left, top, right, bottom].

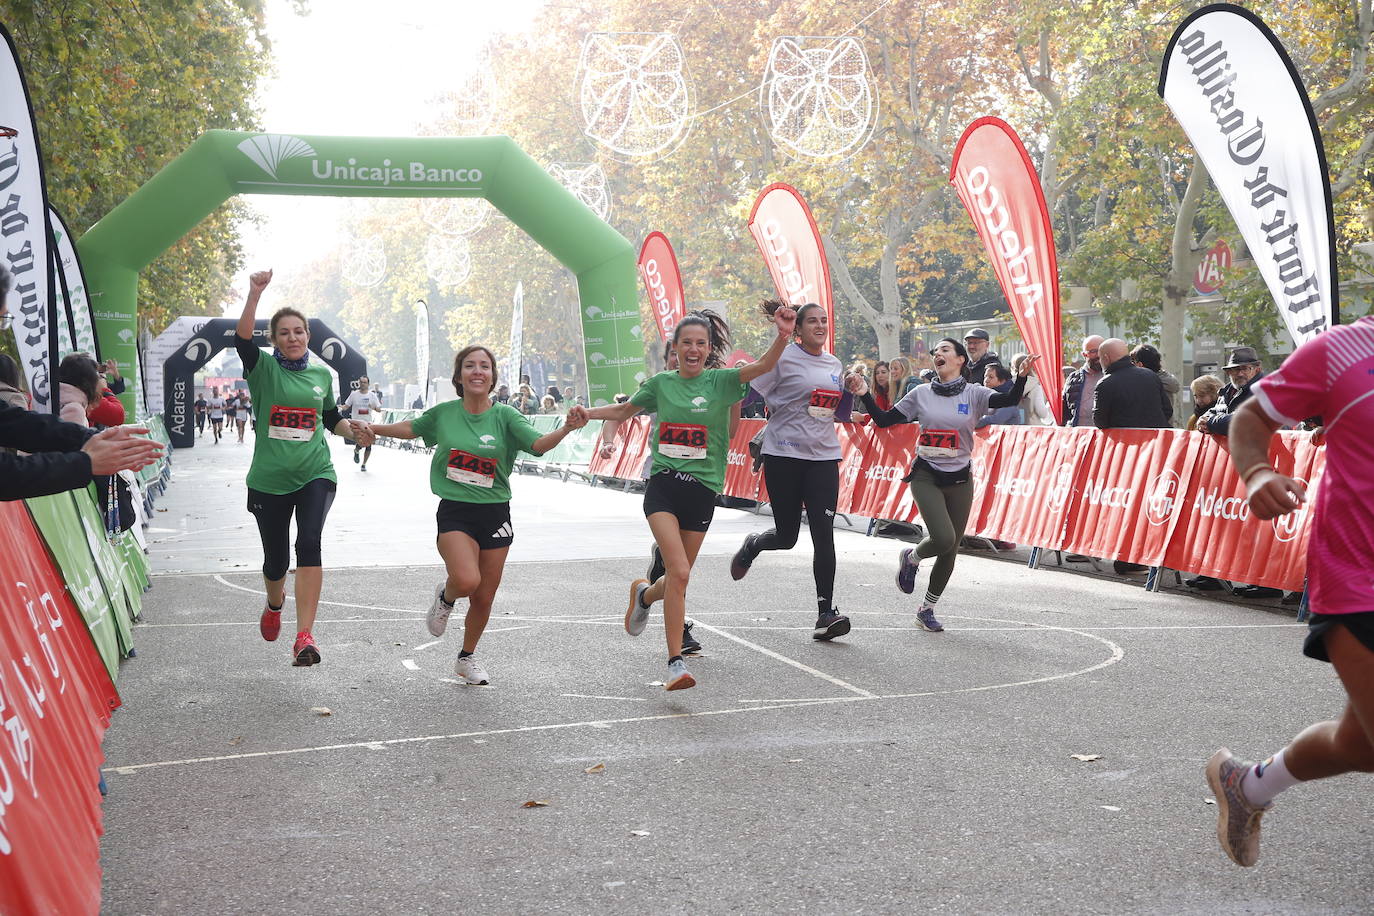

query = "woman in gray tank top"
[[849, 339, 1039, 631]]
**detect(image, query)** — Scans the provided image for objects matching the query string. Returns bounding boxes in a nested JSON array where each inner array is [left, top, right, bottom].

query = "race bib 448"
[[268, 405, 317, 442], [447, 449, 497, 487], [658, 422, 708, 460]]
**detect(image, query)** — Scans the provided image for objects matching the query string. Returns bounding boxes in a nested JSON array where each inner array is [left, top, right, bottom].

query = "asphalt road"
[[97, 435, 1374, 914]]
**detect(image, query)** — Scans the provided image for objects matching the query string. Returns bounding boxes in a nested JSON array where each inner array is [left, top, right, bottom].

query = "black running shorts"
[[436, 499, 514, 550], [1302, 611, 1374, 664], [642, 470, 716, 532]]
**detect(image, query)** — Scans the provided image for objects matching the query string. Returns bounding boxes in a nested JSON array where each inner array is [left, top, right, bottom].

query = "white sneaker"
[[427, 583, 454, 637], [665, 657, 695, 691], [455, 654, 489, 685], [625, 579, 651, 636]]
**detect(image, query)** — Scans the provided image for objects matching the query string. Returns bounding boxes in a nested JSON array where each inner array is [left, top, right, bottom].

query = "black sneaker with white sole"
[[647, 545, 665, 584], [681, 621, 702, 655], [730, 533, 761, 581], [812, 609, 851, 641]]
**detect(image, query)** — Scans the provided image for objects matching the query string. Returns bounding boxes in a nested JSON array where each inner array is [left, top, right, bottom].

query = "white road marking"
[[412, 639, 444, 652], [561, 694, 649, 703], [401, 659, 420, 671], [689, 622, 877, 698]]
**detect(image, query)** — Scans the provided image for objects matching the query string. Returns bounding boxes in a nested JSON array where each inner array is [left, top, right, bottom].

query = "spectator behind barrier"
[[1012, 353, 1054, 425], [0, 353, 26, 410], [1188, 375, 1223, 432], [1092, 338, 1171, 430], [1198, 346, 1266, 437], [1130, 343, 1181, 427], [58, 353, 102, 427], [1062, 334, 1105, 427], [963, 327, 1003, 382], [976, 364, 1022, 428]]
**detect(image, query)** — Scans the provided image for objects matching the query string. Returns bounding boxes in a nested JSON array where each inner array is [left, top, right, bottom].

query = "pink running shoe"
[[292, 631, 321, 667], [259, 605, 282, 642]]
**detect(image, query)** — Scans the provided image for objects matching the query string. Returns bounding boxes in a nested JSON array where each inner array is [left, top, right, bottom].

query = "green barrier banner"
[[24, 494, 124, 679], [78, 132, 644, 413], [525, 415, 601, 465], [71, 486, 141, 653]]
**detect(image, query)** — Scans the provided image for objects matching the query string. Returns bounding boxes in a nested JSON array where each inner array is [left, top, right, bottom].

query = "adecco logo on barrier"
[[1145, 469, 1182, 527], [1082, 477, 1134, 509]]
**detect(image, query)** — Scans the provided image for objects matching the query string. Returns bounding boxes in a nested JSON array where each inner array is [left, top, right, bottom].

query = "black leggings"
[[757, 455, 839, 614], [247, 478, 337, 581]]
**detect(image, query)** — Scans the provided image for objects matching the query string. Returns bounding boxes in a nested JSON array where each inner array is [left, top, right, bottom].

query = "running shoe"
[[665, 657, 696, 691], [455, 654, 490, 685], [915, 606, 944, 632], [1206, 748, 1270, 867], [681, 621, 702, 655], [353, 449, 360, 464], [259, 604, 281, 642], [625, 579, 651, 636], [427, 582, 454, 637], [896, 548, 920, 595], [813, 609, 851, 641], [292, 631, 321, 667], [730, 533, 760, 581], [361, 465, 368, 473], [647, 545, 665, 584]]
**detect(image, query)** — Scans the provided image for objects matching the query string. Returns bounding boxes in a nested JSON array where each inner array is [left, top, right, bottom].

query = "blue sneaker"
[[896, 548, 920, 594], [916, 606, 944, 632]]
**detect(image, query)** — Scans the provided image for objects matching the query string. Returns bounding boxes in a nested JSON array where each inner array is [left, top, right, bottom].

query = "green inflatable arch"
[[77, 131, 644, 409]]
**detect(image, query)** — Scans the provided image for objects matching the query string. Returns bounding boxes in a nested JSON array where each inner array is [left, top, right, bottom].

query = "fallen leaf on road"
[[311, 707, 332, 716], [1070, 754, 1102, 762], [522, 800, 551, 808], [630, 830, 650, 837], [229, 736, 243, 745], [585, 763, 606, 774]]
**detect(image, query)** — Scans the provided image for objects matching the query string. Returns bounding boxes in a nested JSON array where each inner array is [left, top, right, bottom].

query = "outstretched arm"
[[529, 407, 589, 456], [846, 373, 910, 427], [738, 306, 797, 385], [585, 401, 643, 423], [237, 270, 272, 340], [1230, 399, 1305, 520], [369, 420, 418, 440]]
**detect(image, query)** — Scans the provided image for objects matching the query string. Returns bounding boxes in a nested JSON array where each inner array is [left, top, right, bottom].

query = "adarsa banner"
[[594, 418, 1316, 591], [1159, 5, 1339, 343], [950, 118, 1065, 422], [747, 184, 835, 353], [0, 500, 120, 915], [639, 232, 685, 343]]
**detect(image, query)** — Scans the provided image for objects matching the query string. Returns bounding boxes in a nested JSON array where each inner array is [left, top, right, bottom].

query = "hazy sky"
[[232, 0, 545, 310]]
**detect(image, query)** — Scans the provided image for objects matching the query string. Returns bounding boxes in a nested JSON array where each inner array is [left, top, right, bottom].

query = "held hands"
[[772, 305, 797, 337], [598, 440, 618, 459], [565, 405, 589, 430], [1017, 354, 1042, 378], [844, 372, 869, 397], [1244, 468, 1306, 520], [248, 269, 273, 295], [349, 419, 375, 447], [82, 426, 165, 475]]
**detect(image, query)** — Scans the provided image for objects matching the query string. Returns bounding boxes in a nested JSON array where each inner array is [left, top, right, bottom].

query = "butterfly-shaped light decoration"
[[419, 197, 490, 236], [425, 235, 472, 288], [577, 33, 692, 159], [547, 162, 611, 221], [440, 52, 496, 135], [341, 235, 387, 288], [763, 37, 877, 160]]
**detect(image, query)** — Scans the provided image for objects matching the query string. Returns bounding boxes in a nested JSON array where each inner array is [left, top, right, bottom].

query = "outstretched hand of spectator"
[[82, 426, 164, 475], [1244, 468, 1306, 520], [845, 373, 868, 397]]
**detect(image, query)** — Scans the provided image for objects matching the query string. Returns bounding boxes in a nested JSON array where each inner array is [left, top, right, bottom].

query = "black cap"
[[964, 328, 990, 341]]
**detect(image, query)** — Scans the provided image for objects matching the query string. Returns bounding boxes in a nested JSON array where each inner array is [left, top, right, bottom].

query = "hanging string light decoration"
[[577, 32, 693, 159], [341, 235, 387, 288], [419, 196, 490, 236], [762, 36, 878, 160], [425, 234, 472, 288], [547, 162, 611, 221]]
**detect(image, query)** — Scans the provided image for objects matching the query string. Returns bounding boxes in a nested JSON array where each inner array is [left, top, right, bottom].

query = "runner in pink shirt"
[[1205, 316, 1374, 867]]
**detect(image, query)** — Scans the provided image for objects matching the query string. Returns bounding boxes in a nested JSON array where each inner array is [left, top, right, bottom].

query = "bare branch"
[[1312, 0, 1372, 116], [824, 234, 884, 329]]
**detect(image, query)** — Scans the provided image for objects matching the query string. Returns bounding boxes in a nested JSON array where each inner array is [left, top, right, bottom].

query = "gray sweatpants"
[[909, 466, 974, 601]]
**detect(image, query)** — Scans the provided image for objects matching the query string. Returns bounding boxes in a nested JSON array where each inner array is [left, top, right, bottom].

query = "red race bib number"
[[807, 388, 842, 419], [917, 428, 960, 459], [268, 405, 317, 442], [446, 449, 497, 488], [658, 422, 708, 460]]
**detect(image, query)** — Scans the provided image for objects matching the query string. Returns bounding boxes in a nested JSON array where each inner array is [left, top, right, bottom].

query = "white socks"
[[1242, 749, 1301, 806]]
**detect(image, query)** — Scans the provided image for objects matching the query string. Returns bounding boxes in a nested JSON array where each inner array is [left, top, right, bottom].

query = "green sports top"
[[630, 368, 749, 494], [411, 400, 543, 503], [243, 347, 337, 495]]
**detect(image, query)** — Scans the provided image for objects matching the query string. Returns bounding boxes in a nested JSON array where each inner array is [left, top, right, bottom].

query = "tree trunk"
[[1162, 158, 1210, 381]]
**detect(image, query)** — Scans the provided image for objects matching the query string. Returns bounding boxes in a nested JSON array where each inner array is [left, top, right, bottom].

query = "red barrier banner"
[[0, 501, 119, 916], [851, 425, 918, 522], [1060, 429, 1200, 565], [639, 232, 686, 343], [968, 425, 1091, 548], [950, 118, 1065, 422], [1163, 431, 1315, 591], [835, 421, 869, 512], [725, 419, 765, 501], [747, 183, 835, 353]]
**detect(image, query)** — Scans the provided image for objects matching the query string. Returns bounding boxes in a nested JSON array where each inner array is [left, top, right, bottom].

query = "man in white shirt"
[[342, 376, 380, 471]]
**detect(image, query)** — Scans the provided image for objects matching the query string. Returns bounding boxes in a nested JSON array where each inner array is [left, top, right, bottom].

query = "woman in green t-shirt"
[[361, 345, 586, 686], [583, 305, 796, 690], [236, 270, 363, 668]]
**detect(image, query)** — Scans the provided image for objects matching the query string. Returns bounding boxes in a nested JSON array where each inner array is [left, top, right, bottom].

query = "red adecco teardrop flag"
[[639, 231, 686, 343], [950, 117, 1064, 423], [747, 184, 834, 353]]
